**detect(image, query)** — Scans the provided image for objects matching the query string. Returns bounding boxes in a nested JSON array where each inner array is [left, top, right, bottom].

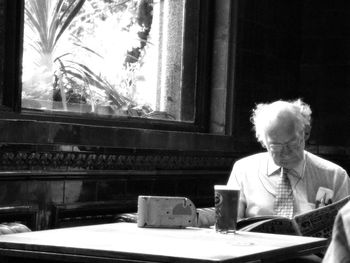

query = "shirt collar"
[[267, 152, 305, 178]]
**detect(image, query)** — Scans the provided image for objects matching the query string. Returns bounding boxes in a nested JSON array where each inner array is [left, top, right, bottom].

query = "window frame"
[[3, 0, 213, 133]]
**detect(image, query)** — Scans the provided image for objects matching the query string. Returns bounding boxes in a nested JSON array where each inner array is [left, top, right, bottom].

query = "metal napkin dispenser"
[[137, 196, 198, 228]]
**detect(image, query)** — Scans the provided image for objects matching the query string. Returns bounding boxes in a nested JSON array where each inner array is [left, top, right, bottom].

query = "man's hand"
[[195, 207, 216, 228]]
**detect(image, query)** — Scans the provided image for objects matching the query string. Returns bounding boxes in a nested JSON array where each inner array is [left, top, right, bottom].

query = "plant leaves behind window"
[[56, 58, 132, 107], [24, 0, 133, 113], [23, 0, 171, 119], [25, 0, 86, 54]]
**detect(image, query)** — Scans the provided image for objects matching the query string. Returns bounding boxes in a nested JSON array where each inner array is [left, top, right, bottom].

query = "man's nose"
[[280, 145, 291, 155]]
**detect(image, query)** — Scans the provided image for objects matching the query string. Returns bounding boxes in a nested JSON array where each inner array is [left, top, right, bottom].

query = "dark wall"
[[232, 0, 350, 170], [299, 1, 350, 148], [0, 121, 234, 230], [232, 0, 302, 144]]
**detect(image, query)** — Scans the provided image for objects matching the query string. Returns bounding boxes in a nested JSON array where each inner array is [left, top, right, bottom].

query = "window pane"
[[22, 0, 194, 122]]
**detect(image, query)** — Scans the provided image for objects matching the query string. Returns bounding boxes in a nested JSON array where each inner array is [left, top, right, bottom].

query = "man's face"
[[265, 118, 305, 169]]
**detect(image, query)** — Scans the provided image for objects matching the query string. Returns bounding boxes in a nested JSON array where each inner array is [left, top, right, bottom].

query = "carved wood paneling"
[[0, 149, 235, 171]]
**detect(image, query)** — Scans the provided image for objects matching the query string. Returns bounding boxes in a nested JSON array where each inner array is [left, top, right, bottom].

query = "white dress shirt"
[[227, 151, 350, 219]]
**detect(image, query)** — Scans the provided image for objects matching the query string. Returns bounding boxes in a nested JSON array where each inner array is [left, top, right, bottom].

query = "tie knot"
[[281, 167, 289, 177], [281, 167, 299, 178]]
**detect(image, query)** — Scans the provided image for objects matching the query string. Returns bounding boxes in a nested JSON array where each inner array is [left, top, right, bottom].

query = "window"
[[15, 0, 211, 130]]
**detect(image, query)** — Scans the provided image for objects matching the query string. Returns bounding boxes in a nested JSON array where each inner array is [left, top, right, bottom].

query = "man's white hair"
[[250, 99, 312, 148]]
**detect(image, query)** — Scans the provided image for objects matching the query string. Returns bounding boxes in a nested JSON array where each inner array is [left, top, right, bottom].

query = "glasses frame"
[[267, 136, 304, 153]]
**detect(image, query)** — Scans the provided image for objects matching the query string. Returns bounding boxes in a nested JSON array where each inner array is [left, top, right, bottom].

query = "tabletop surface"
[[0, 222, 327, 262]]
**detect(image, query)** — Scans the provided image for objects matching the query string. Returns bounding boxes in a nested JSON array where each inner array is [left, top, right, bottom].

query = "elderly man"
[[229, 99, 350, 219], [198, 99, 350, 226]]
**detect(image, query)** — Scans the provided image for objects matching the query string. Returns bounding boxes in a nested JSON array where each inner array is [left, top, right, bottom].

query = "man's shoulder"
[[230, 152, 268, 179], [306, 151, 346, 172]]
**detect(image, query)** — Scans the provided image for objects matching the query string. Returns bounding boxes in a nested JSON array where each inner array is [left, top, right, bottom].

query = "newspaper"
[[237, 195, 350, 238], [294, 195, 350, 238]]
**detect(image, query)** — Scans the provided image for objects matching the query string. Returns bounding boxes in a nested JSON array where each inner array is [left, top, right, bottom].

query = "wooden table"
[[0, 222, 327, 263]]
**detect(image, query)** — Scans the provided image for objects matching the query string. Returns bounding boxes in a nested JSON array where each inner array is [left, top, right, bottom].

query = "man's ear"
[[304, 125, 311, 141]]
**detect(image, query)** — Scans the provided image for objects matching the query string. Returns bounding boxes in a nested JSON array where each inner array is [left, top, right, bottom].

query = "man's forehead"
[[266, 116, 297, 136]]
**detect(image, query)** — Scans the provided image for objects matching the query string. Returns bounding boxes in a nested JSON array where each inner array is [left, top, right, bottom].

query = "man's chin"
[[277, 159, 301, 169]]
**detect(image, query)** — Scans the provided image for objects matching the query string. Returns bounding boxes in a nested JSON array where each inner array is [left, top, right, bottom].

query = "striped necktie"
[[274, 167, 294, 218]]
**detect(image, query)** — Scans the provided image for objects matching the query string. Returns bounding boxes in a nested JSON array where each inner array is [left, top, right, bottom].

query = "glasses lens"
[[269, 144, 283, 152], [269, 138, 301, 152]]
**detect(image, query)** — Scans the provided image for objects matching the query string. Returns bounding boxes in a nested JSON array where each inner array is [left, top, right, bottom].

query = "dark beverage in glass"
[[214, 185, 240, 233]]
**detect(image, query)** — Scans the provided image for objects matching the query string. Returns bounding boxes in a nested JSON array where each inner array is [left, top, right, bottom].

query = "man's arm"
[[196, 207, 215, 228], [323, 208, 350, 263], [227, 162, 246, 219]]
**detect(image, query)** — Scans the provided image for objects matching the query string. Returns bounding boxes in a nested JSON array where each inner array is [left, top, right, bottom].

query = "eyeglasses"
[[268, 137, 303, 153]]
